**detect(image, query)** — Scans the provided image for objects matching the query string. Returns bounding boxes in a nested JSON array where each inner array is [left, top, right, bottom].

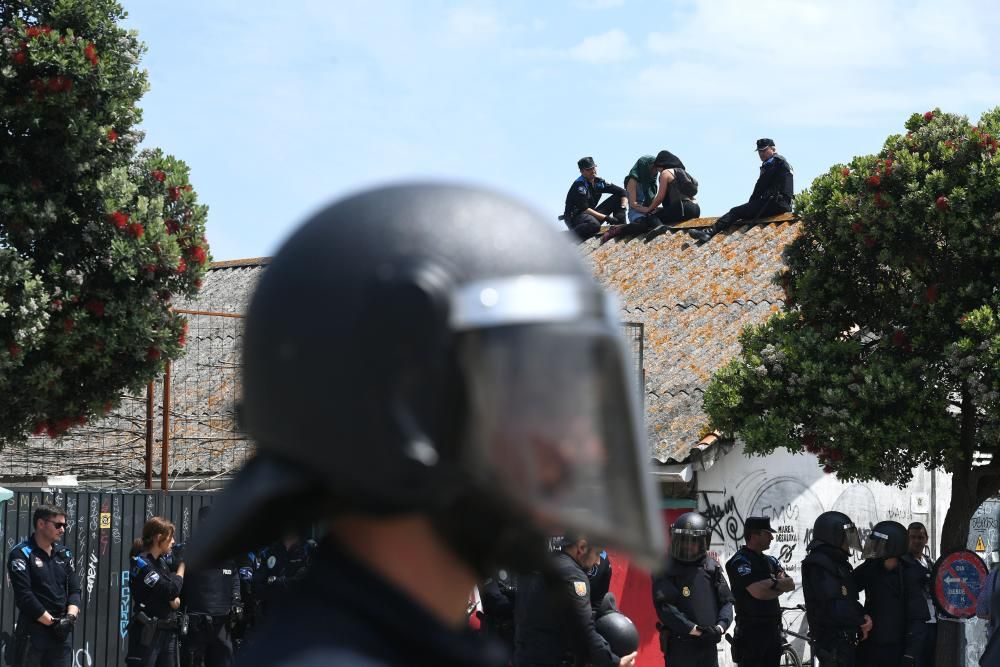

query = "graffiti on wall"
[[699, 469, 918, 576]]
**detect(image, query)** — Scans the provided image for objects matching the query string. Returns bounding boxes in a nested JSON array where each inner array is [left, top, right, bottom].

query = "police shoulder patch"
[[577, 185, 587, 195], [573, 580, 588, 598], [19, 544, 31, 558], [11, 558, 26, 572], [144, 570, 161, 587], [737, 563, 752, 576]]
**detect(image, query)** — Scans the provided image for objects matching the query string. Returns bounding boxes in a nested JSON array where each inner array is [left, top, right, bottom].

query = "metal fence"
[[621, 321, 645, 400], [0, 488, 216, 666]]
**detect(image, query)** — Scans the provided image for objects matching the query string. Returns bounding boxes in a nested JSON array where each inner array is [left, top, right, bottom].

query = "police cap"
[[755, 138, 776, 151], [578, 156, 596, 169], [744, 516, 775, 536]]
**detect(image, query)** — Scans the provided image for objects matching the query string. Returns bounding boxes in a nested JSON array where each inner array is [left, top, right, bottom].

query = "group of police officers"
[[0, 184, 946, 667], [5, 504, 314, 666]]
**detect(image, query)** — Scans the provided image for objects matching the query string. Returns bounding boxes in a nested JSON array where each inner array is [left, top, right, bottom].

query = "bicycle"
[[780, 604, 814, 667]]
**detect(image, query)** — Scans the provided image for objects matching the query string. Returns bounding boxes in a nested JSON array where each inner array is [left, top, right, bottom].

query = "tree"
[[703, 107, 1000, 661], [0, 0, 209, 445]]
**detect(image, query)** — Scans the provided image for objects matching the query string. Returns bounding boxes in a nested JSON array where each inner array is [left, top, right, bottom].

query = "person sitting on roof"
[[601, 150, 699, 244], [563, 156, 628, 242], [688, 138, 794, 244]]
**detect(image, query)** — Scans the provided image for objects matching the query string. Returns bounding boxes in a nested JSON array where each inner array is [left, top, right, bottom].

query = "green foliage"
[[0, 0, 210, 442], [703, 108, 1000, 486]]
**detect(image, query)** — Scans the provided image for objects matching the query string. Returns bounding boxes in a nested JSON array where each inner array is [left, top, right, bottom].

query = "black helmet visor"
[[452, 276, 663, 568], [670, 529, 709, 562], [861, 528, 896, 559]]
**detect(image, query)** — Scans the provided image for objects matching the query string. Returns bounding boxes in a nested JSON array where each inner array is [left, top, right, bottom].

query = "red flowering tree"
[[704, 107, 1000, 548], [0, 0, 210, 444]]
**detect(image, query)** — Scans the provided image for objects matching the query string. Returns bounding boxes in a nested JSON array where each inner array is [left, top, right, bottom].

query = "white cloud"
[[568, 29, 636, 64], [445, 7, 502, 44]]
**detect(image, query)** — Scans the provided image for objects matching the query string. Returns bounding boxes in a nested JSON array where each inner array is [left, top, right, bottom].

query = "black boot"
[[687, 227, 714, 243]]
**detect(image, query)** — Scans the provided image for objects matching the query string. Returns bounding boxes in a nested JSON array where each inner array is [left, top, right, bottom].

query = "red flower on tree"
[[867, 174, 881, 188], [935, 196, 949, 212], [151, 170, 166, 182], [924, 111, 935, 121], [168, 186, 181, 201], [85, 299, 105, 317], [84, 42, 98, 66], [147, 347, 161, 361], [12, 50, 26, 65], [107, 129, 118, 142], [891, 330, 908, 348], [188, 246, 207, 265], [165, 219, 179, 234], [107, 211, 128, 229], [841, 167, 851, 178], [176, 258, 188, 274], [127, 222, 144, 238]]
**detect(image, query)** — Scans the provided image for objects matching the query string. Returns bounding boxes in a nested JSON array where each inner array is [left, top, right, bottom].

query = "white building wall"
[[694, 443, 952, 667]]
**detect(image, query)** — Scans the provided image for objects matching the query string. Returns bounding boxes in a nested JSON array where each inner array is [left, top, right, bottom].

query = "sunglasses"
[[47, 520, 67, 529]]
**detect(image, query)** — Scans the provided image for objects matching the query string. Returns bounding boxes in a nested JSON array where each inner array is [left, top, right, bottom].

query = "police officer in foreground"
[[514, 534, 631, 667], [251, 533, 313, 619], [7, 504, 81, 667], [563, 156, 628, 241], [853, 521, 928, 667], [186, 183, 664, 667], [801, 511, 872, 666], [725, 517, 795, 667], [688, 138, 794, 243], [181, 507, 241, 667], [652, 512, 735, 667]]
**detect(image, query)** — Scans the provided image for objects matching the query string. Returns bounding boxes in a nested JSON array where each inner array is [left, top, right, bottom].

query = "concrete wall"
[[694, 444, 951, 667]]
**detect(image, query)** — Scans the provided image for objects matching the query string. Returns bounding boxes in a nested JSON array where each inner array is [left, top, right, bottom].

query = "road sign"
[[932, 549, 988, 618], [976, 535, 987, 553]]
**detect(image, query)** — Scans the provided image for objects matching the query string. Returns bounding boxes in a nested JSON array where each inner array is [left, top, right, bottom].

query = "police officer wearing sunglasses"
[[7, 504, 81, 667]]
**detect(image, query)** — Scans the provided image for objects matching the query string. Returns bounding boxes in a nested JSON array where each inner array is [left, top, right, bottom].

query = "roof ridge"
[[209, 257, 272, 269]]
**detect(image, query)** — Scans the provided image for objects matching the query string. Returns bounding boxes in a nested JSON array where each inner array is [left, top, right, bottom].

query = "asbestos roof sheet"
[[582, 217, 801, 463]]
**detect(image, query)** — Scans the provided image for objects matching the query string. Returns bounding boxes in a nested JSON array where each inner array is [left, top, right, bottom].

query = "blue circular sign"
[[932, 549, 988, 618]]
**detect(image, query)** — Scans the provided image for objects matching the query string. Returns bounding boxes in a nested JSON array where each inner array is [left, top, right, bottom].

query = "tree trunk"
[[936, 462, 973, 666]]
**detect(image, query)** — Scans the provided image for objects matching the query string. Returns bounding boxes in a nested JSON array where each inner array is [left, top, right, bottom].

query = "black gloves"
[[51, 614, 76, 641], [698, 625, 723, 644]]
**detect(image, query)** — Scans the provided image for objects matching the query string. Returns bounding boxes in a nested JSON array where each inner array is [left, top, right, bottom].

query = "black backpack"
[[673, 168, 699, 198]]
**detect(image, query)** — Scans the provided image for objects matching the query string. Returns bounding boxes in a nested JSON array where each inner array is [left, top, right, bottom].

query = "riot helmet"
[[188, 184, 663, 573], [595, 610, 640, 657], [861, 521, 908, 560], [811, 511, 862, 553], [670, 512, 710, 563]]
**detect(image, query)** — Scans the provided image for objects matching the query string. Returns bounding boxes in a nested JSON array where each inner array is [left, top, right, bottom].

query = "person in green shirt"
[[601, 150, 699, 244]]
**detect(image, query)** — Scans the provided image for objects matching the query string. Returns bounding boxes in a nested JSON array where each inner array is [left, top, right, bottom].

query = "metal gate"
[[0, 488, 216, 666]]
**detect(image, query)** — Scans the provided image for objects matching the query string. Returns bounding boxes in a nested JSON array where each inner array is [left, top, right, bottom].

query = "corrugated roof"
[[582, 215, 800, 463]]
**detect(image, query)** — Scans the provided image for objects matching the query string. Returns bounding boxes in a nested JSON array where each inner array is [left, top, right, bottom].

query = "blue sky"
[[123, 0, 1000, 261]]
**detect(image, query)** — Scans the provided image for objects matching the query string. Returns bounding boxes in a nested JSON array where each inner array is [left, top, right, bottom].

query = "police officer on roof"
[[652, 512, 735, 667], [186, 183, 664, 667], [514, 534, 632, 667], [853, 521, 928, 667], [725, 517, 795, 667], [801, 511, 872, 666], [563, 156, 628, 242], [180, 506, 242, 667], [6, 504, 81, 667], [688, 138, 794, 243]]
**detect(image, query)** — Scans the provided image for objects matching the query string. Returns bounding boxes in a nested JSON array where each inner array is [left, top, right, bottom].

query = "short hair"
[[907, 522, 928, 534], [140, 516, 176, 550], [33, 504, 65, 528]]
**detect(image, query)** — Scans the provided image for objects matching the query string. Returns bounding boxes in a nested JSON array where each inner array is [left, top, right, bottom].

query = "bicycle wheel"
[[780, 645, 803, 667]]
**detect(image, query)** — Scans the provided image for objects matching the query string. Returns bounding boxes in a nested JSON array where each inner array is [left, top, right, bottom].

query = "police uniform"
[[127, 552, 185, 666], [688, 139, 793, 243], [563, 167, 627, 241], [652, 555, 734, 667], [479, 570, 517, 657], [725, 545, 785, 667], [853, 521, 929, 667], [251, 539, 313, 617], [801, 542, 865, 666], [6, 536, 81, 667], [514, 550, 620, 667], [180, 558, 241, 667], [233, 539, 506, 667], [587, 551, 612, 610]]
